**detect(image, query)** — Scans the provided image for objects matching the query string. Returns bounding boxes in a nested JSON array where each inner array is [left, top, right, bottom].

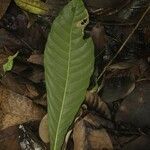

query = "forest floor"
[[0, 0, 150, 150]]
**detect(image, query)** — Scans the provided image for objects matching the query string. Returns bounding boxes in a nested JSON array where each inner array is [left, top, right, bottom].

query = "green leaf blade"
[[44, 0, 94, 149], [3, 51, 19, 73]]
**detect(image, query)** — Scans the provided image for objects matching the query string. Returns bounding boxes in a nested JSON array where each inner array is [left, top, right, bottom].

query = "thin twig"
[[96, 5, 150, 92], [19, 38, 34, 52]]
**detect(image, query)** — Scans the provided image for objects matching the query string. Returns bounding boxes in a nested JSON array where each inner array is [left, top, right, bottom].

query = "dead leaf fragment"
[[0, 84, 45, 129], [122, 135, 150, 150], [14, 0, 50, 15], [0, 0, 11, 19], [73, 120, 87, 150], [88, 128, 113, 150], [73, 114, 113, 150], [27, 53, 44, 65], [0, 126, 21, 150], [86, 91, 111, 119], [102, 73, 135, 103], [116, 80, 150, 128], [84, 113, 114, 129], [1, 72, 40, 99], [13, 61, 44, 83], [39, 114, 49, 143], [0, 29, 22, 51], [108, 62, 134, 70], [91, 23, 107, 50]]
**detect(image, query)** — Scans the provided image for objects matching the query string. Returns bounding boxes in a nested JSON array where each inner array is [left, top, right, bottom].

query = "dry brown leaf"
[[83, 113, 114, 129], [108, 62, 134, 70], [33, 93, 47, 106], [1, 72, 41, 99], [39, 114, 49, 143], [122, 135, 150, 150], [27, 53, 44, 65], [102, 72, 135, 103], [73, 120, 87, 150], [0, 126, 21, 150], [0, 84, 46, 129], [91, 23, 107, 50], [25, 83, 39, 98], [13, 61, 44, 83], [88, 128, 113, 150], [86, 91, 111, 119], [116, 80, 150, 128], [0, 29, 22, 51], [2, 114, 23, 129], [73, 114, 113, 150], [0, 0, 11, 19]]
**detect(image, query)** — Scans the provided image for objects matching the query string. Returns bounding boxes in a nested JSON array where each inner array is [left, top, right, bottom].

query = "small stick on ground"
[[96, 5, 150, 92]]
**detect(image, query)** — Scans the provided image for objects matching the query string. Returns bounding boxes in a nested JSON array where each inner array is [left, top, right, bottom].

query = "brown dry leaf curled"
[[14, 0, 50, 15], [0, 0, 11, 19], [86, 91, 111, 119], [73, 114, 113, 150]]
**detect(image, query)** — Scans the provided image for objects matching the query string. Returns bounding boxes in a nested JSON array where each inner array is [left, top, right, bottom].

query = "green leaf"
[[14, 0, 49, 15], [3, 52, 19, 73], [44, 0, 94, 149]]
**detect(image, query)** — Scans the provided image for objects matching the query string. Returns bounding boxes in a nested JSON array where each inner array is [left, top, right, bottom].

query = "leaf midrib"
[[53, 5, 76, 150]]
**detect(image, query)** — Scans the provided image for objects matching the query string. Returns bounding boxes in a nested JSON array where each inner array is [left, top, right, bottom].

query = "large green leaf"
[[44, 0, 94, 149]]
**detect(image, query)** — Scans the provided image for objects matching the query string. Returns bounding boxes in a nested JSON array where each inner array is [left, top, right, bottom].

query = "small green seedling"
[[3, 51, 19, 73]]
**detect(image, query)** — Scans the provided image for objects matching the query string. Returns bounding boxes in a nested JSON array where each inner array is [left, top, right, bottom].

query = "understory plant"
[[44, 0, 94, 149]]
